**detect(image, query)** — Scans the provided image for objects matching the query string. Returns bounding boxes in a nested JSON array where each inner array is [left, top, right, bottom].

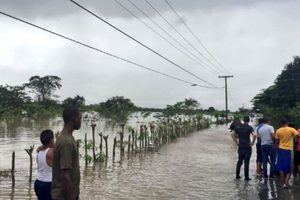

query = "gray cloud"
[[0, 0, 288, 19], [0, 0, 300, 110]]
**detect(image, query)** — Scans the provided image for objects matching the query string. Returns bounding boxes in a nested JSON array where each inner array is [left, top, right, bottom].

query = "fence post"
[[11, 151, 15, 187], [128, 134, 131, 156], [120, 124, 125, 157], [103, 135, 109, 160], [25, 145, 34, 183], [113, 136, 116, 160], [131, 130, 134, 153], [91, 123, 96, 163], [84, 133, 88, 166], [98, 132, 103, 155]]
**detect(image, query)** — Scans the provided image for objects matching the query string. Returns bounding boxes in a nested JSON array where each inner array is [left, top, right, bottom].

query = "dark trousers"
[[261, 144, 276, 177], [34, 180, 52, 200], [236, 147, 252, 179]]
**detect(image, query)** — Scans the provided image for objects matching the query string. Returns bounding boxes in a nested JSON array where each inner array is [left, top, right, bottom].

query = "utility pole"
[[218, 75, 234, 124]]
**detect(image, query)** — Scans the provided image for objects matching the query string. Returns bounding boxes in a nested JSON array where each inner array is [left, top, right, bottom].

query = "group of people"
[[34, 107, 82, 200], [231, 116, 300, 189]]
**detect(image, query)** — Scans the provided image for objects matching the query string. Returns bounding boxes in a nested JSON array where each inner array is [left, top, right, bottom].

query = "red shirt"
[[297, 129, 300, 151]]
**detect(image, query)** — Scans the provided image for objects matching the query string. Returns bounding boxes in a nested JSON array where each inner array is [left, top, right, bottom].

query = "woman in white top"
[[34, 129, 54, 200]]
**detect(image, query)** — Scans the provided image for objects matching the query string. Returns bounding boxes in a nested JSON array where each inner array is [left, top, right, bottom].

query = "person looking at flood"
[[275, 119, 299, 188], [231, 116, 256, 181], [52, 107, 82, 200], [294, 128, 300, 178], [229, 118, 241, 133], [257, 117, 276, 179], [255, 118, 264, 177], [34, 129, 54, 200]]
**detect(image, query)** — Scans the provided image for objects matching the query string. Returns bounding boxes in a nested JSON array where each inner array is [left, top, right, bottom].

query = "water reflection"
[[1, 123, 300, 199]]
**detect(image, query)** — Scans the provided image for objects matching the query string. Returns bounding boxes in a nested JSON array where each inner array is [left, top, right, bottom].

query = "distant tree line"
[[0, 75, 229, 123]]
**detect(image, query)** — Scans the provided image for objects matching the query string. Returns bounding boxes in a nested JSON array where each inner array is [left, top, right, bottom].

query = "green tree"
[[252, 56, 300, 126], [0, 85, 28, 117], [208, 107, 216, 113], [253, 56, 300, 109], [163, 98, 200, 117], [96, 96, 136, 124], [62, 95, 85, 109], [26, 75, 62, 103], [182, 98, 200, 115]]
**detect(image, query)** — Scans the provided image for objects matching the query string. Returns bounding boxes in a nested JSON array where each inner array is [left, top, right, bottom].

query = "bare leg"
[[285, 174, 291, 187], [279, 171, 285, 186], [257, 162, 262, 176]]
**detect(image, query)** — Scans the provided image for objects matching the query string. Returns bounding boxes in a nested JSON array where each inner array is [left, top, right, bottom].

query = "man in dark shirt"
[[229, 118, 241, 132], [52, 107, 82, 200], [231, 116, 256, 181]]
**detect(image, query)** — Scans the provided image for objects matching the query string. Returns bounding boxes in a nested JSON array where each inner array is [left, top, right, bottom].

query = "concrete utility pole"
[[218, 75, 234, 124]]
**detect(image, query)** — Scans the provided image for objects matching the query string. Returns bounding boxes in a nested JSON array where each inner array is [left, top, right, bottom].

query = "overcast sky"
[[0, 0, 299, 110]]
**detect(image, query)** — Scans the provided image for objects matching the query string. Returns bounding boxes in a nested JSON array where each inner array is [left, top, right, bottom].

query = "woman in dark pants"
[[34, 130, 54, 200], [256, 118, 264, 176]]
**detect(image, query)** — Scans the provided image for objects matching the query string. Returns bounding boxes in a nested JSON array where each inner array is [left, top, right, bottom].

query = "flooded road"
[[1, 122, 300, 199]]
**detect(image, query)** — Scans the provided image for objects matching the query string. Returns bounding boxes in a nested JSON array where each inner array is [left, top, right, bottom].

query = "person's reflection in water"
[[258, 178, 279, 200]]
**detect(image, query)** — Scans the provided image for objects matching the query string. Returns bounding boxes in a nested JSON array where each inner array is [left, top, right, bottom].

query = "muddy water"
[[1, 120, 300, 199]]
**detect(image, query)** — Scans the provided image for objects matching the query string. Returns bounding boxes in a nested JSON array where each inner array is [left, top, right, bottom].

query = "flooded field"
[[1, 119, 300, 199]]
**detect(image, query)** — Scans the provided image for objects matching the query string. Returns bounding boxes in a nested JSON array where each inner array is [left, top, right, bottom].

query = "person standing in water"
[[232, 116, 256, 181], [256, 118, 264, 177], [294, 127, 300, 178], [275, 119, 299, 188], [257, 117, 276, 179], [52, 107, 82, 200], [34, 129, 54, 200], [229, 118, 241, 133]]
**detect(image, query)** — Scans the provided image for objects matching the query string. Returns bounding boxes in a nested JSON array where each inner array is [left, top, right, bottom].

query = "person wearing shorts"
[[275, 119, 299, 188]]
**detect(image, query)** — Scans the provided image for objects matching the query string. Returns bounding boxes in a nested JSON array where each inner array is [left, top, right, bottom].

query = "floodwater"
[[1, 118, 300, 200]]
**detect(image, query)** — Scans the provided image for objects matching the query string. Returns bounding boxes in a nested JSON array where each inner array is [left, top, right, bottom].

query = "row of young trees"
[[252, 56, 300, 126]]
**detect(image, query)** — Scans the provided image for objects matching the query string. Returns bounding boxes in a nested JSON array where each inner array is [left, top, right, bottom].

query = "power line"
[[164, 0, 230, 74], [145, 0, 223, 75], [70, 0, 219, 88], [114, 0, 214, 75], [228, 90, 239, 109], [0, 10, 216, 89], [125, 0, 216, 75]]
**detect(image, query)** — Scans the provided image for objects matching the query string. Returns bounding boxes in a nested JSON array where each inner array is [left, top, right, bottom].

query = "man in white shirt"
[[257, 117, 276, 179]]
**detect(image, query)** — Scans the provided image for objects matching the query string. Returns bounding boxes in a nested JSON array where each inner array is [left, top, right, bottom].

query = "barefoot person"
[[34, 130, 54, 200], [275, 119, 299, 188], [52, 107, 82, 200], [232, 116, 256, 181]]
